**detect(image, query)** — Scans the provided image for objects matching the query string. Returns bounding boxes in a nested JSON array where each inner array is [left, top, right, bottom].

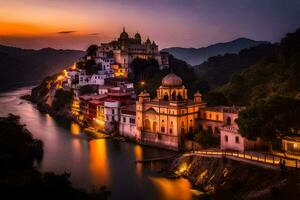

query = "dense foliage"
[[129, 56, 209, 98], [0, 114, 110, 199], [52, 89, 73, 111], [76, 59, 99, 75], [79, 85, 99, 95], [219, 28, 300, 106], [236, 95, 300, 142], [196, 43, 274, 89], [188, 129, 219, 148]]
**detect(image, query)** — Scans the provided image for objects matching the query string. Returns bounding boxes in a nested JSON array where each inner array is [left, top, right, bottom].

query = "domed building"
[[96, 27, 169, 78], [119, 27, 129, 40], [135, 73, 206, 150]]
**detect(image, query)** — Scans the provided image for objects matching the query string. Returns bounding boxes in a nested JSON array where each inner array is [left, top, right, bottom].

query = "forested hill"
[[195, 43, 275, 88], [162, 38, 268, 65], [0, 45, 84, 91], [213, 28, 300, 106]]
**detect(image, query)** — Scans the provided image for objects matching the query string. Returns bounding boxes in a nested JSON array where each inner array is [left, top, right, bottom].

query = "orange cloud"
[[0, 21, 51, 36]]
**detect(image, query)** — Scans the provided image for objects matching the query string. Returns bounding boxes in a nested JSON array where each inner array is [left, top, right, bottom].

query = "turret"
[[194, 91, 202, 103], [138, 90, 150, 103]]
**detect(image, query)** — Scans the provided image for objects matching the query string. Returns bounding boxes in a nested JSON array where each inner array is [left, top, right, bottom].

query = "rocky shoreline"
[[165, 155, 300, 199]]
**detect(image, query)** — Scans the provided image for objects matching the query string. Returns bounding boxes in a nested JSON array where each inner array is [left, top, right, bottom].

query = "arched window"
[[227, 117, 231, 125], [144, 119, 150, 131], [170, 128, 172, 134], [181, 128, 185, 134], [171, 91, 176, 101], [177, 92, 183, 101], [225, 135, 228, 142], [235, 136, 239, 143], [161, 126, 165, 133], [163, 93, 169, 101], [153, 122, 158, 132], [214, 127, 220, 134]]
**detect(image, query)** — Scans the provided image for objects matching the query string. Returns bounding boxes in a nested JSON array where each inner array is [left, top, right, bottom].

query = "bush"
[[53, 89, 73, 111], [193, 129, 219, 148]]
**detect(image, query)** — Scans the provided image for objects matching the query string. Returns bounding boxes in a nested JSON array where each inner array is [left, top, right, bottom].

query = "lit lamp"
[[140, 80, 146, 87]]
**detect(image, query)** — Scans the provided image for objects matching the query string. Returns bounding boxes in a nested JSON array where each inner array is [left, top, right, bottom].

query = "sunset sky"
[[1, 0, 300, 50]]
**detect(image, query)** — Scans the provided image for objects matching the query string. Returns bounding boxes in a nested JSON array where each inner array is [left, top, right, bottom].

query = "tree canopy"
[[236, 95, 300, 142]]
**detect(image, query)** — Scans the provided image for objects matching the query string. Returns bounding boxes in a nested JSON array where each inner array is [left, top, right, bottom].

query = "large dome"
[[162, 73, 182, 87]]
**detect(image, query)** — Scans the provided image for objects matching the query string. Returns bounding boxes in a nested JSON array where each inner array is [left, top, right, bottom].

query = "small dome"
[[138, 90, 150, 97], [120, 27, 128, 39], [162, 73, 182, 87], [194, 90, 202, 97], [135, 32, 141, 40]]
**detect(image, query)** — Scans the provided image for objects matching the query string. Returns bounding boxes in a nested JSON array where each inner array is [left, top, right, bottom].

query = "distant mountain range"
[[162, 38, 269, 65], [0, 45, 84, 90]]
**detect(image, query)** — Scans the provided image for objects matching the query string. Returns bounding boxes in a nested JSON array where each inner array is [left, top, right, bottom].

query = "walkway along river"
[[0, 87, 201, 200]]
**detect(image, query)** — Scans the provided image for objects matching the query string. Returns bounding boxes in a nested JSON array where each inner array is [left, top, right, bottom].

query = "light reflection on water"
[[0, 87, 200, 200], [89, 139, 111, 186], [150, 177, 193, 200]]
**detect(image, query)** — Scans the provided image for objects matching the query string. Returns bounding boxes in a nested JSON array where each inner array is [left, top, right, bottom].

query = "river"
[[0, 87, 200, 200]]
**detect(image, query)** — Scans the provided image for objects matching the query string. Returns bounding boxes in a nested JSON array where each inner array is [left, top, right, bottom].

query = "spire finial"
[[123, 26, 125, 32]]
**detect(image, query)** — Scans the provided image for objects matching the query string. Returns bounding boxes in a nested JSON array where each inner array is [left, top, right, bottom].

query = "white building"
[[119, 104, 136, 139]]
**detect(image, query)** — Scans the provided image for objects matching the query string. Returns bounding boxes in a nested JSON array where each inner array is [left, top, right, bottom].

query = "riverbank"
[[167, 155, 300, 199], [21, 93, 113, 140]]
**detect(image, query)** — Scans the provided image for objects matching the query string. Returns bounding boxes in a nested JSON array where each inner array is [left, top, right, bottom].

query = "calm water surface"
[[0, 87, 200, 200]]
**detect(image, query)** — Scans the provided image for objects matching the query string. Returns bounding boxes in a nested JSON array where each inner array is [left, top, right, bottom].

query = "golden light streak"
[[150, 177, 193, 200], [89, 139, 111, 186], [134, 145, 143, 177]]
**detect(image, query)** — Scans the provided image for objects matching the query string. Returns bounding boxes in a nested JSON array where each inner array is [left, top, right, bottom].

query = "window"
[[181, 128, 185, 134], [225, 135, 228, 142], [227, 117, 231, 125], [170, 129, 172, 134], [216, 115, 219, 120], [112, 109, 115, 114], [235, 136, 239, 143], [161, 126, 165, 133], [130, 118, 135, 124], [112, 116, 115, 121], [123, 117, 126, 123], [144, 119, 150, 130]]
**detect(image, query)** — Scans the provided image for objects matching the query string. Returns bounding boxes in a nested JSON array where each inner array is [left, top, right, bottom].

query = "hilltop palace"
[[56, 28, 265, 151], [65, 28, 169, 88]]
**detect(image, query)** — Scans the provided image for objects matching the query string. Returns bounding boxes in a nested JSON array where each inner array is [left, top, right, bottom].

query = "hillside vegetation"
[[218, 28, 300, 106], [162, 38, 267, 65], [0, 45, 84, 90]]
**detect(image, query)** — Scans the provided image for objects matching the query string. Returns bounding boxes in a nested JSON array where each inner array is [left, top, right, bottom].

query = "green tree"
[[193, 129, 219, 148], [86, 44, 98, 57], [53, 89, 73, 111], [236, 95, 300, 143]]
